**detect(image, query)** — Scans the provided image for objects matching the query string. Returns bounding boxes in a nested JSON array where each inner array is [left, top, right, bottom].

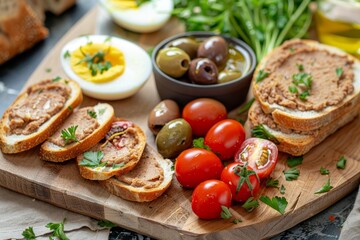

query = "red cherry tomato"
[[220, 162, 260, 202], [182, 98, 227, 136], [175, 148, 223, 188], [234, 138, 278, 180], [204, 119, 245, 160], [192, 180, 232, 220]]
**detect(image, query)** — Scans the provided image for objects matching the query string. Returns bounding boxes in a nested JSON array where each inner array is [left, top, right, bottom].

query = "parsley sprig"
[[252, 124, 280, 144], [60, 125, 78, 145], [320, 166, 330, 175], [256, 69, 269, 83], [193, 137, 211, 151], [98, 220, 116, 228], [289, 72, 313, 101], [287, 156, 303, 168], [242, 197, 259, 212], [79, 151, 107, 168], [46, 219, 69, 240], [22, 226, 36, 240], [265, 177, 279, 188], [87, 110, 97, 118], [260, 196, 288, 215], [336, 156, 347, 169], [315, 178, 333, 194], [283, 167, 300, 181], [77, 48, 112, 76]]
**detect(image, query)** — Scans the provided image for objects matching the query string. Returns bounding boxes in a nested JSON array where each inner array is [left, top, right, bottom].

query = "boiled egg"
[[99, 0, 173, 33], [60, 35, 152, 100]]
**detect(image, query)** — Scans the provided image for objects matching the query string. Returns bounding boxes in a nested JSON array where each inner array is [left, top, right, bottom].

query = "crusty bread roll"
[[76, 118, 146, 181], [40, 103, 115, 162], [0, 0, 48, 64], [100, 144, 173, 202], [26, 0, 45, 22], [253, 39, 360, 132], [0, 79, 83, 154]]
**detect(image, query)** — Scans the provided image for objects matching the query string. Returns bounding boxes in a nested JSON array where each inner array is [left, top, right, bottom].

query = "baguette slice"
[[253, 39, 360, 131], [76, 118, 146, 180], [43, 0, 76, 15], [0, 79, 82, 154], [100, 144, 173, 202], [246, 100, 360, 156], [39, 103, 115, 162]]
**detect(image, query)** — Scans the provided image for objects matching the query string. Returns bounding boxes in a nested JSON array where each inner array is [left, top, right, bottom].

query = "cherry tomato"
[[192, 180, 232, 219], [220, 162, 260, 202], [204, 119, 245, 160], [234, 138, 278, 180], [175, 148, 223, 188], [182, 98, 227, 136]]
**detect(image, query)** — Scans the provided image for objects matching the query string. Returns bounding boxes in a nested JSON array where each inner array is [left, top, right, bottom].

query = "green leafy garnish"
[[22, 226, 36, 240], [98, 220, 116, 228], [265, 177, 279, 188], [147, 47, 154, 56], [77, 48, 112, 76], [232, 218, 242, 224], [315, 178, 333, 194], [242, 197, 259, 212], [280, 185, 286, 195], [288, 85, 298, 94], [52, 76, 62, 82], [46, 219, 69, 240], [292, 72, 312, 88], [336, 67, 343, 77], [60, 125, 78, 145], [233, 164, 259, 195], [45, 68, 52, 73], [87, 110, 97, 118], [79, 151, 107, 168], [256, 69, 269, 83], [287, 156, 303, 168], [297, 63, 304, 71], [98, 108, 106, 116], [251, 124, 280, 144], [283, 167, 300, 181], [299, 90, 310, 101], [220, 206, 232, 219], [260, 196, 288, 215], [237, 98, 255, 115], [193, 138, 211, 151], [63, 50, 71, 59], [112, 162, 125, 169], [320, 166, 330, 175], [104, 36, 112, 43], [136, 0, 150, 6], [336, 156, 347, 169], [68, 106, 73, 111]]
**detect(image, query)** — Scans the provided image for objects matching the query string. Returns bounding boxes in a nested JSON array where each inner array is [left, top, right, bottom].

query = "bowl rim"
[[152, 31, 257, 89]]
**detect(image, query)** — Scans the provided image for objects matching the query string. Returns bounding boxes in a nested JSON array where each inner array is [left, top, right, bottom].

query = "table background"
[[0, 0, 357, 239]]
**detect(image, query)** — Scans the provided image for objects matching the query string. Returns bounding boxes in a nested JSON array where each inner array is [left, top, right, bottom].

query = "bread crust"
[[100, 144, 173, 202], [39, 103, 115, 162], [0, 79, 83, 154]]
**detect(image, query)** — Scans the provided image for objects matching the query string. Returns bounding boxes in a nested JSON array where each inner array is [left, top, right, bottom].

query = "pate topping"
[[8, 80, 71, 135], [256, 40, 354, 111]]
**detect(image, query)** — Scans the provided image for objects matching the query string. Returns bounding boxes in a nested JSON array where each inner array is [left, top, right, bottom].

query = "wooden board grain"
[[0, 6, 360, 240]]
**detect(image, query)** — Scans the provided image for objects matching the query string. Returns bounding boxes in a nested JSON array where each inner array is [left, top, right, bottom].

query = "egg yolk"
[[70, 43, 125, 83], [107, 0, 139, 9]]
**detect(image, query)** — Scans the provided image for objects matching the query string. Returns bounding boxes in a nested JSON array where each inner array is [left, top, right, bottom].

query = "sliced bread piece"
[[76, 118, 146, 180], [0, 79, 82, 154], [246, 100, 360, 156], [253, 39, 360, 131], [100, 144, 173, 202], [39, 103, 115, 162]]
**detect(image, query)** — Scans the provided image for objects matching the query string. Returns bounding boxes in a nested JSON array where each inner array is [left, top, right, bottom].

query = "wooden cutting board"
[[0, 7, 359, 240]]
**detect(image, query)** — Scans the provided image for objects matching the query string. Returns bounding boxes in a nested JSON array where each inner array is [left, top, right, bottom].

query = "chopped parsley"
[[22, 226, 36, 240], [299, 90, 310, 101], [336, 67, 343, 77], [46, 219, 69, 240], [98, 220, 116, 228], [104, 36, 112, 43], [45, 68, 52, 73], [60, 125, 78, 145], [280, 185, 286, 195], [291, 72, 313, 100], [193, 137, 211, 151], [336, 156, 347, 169], [251, 124, 280, 145], [52, 76, 62, 82], [79, 151, 107, 168], [266, 177, 279, 188], [63, 50, 71, 59], [287, 155, 303, 168], [320, 166, 330, 175], [296, 63, 304, 71], [98, 108, 106, 116], [237, 98, 255, 115], [256, 69, 269, 83], [242, 197, 259, 212], [68, 106, 73, 111], [288, 85, 298, 94], [112, 162, 125, 169], [77, 48, 112, 76], [315, 178, 333, 194], [283, 167, 300, 181], [260, 196, 288, 215], [87, 110, 97, 118]]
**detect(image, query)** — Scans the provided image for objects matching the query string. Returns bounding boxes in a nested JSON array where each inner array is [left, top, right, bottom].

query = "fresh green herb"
[[52, 76, 62, 82], [336, 156, 347, 169], [242, 197, 259, 212], [68, 106, 73, 111], [297, 64, 304, 71], [220, 206, 232, 219], [265, 177, 279, 188], [299, 90, 310, 101], [77, 48, 112, 76], [60, 125, 78, 144], [147, 47, 154, 56], [46, 68, 52, 73], [283, 167, 300, 181], [237, 98, 255, 115], [22, 226, 36, 240], [280, 185, 286, 195], [320, 166, 330, 175], [98, 220, 116, 228], [336, 67, 343, 77], [46, 219, 69, 240], [289, 47, 295, 53], [79, 151, 107, 168], [112, 162, 125, 169], [87, 110, 97, 118], [104, 36, 112, 43], [233, 164, 259, 194], [292, 72, 312, 88], [136, 0, 151, 6], [251, 124, 280, 145], [315, 178, 333, 194], [288, 85, 298, 94], [64, 80, 69, 84], [256, 70, 269, 83], [260, 196, 288, 215], [287, 156, 303, 168], [193, 137, 211, 151], [232, 218, 242, 224], [172, 0, 313, 60], [98, 108, 106, 116], [63, 50, 71, 59]]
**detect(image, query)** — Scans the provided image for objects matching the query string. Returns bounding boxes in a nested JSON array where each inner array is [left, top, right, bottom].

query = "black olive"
[[188, 58, 218, 85], [197, 36, 228, 68]]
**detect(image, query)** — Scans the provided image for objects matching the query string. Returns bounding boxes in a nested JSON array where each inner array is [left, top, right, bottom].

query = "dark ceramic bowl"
[[152, 32, 256, 111]]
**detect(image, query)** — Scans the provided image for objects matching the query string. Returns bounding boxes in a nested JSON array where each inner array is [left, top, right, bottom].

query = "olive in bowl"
[[152, 32, 256, 110]]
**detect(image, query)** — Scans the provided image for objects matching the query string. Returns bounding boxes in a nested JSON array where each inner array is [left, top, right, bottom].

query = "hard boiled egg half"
[[99, 0, 173, 33], [60, 35, 152, 100]]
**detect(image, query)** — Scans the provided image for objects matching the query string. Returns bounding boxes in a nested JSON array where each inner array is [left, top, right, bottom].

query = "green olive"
[[156, 118, 192, 158], [156, 47, 190, 78], [167, 37, 199, 59], [218, 70, 242, 83]]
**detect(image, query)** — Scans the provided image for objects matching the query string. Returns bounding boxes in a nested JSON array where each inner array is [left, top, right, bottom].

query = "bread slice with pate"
[[0, 79, 83, 154], [100, 144, 173, 202], [39, 103, 115, 162], [246, 100, 360, 156], [253, 39, 360, 132], [76, 118, 146, 180]]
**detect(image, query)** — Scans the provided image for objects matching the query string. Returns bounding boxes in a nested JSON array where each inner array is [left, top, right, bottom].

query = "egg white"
[[60, 35, 152, 100], [99, 0, 173, 33]]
